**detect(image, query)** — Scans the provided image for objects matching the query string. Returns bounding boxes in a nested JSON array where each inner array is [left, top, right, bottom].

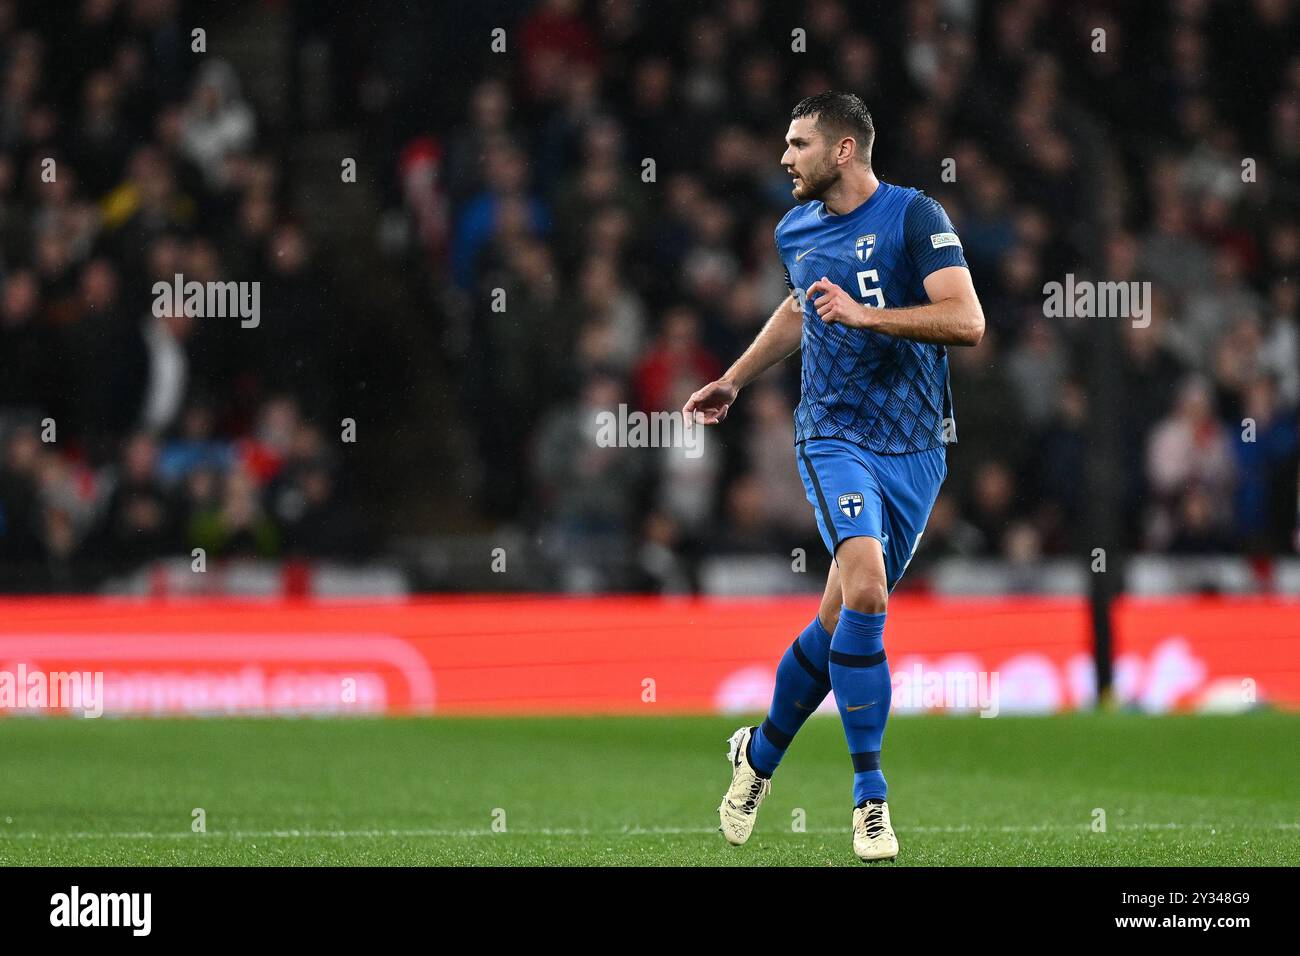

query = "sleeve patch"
[[930, 232, 962, 249]]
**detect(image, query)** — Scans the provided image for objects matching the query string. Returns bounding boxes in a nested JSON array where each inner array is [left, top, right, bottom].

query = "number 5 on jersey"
[[856, 269, 885, 309]]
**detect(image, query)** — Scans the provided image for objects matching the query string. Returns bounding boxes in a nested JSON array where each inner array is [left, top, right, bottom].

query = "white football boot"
[[852, 799, 899, 862], [717, 726, 771, 845]]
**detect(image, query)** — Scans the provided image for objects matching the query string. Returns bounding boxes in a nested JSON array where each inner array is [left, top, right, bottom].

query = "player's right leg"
[[831, 535, 899, 862], [837, 445, 945, 861], [792, 438, 903, 861], [718, 565, 841, 845]]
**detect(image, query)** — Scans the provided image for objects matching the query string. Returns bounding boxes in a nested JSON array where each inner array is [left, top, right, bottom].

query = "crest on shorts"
[[838, 492, 864, 519], [855, 234, 876, 262]]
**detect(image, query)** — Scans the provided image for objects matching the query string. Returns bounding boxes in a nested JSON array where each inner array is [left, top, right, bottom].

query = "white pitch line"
[[0, 822, 1296, 841]]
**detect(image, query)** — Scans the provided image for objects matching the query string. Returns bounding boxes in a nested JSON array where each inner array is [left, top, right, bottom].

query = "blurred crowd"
[[0, 0, 357, 590], [2, 0, 1297, 594], [422, 0, 1300, 589]]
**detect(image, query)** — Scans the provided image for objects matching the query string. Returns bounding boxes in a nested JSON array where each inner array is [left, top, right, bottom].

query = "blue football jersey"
[[776, 181, 968, 453]]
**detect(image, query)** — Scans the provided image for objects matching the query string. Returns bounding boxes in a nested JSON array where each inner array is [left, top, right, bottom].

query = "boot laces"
[[860, 803, 887, 839], [740, 775, 765, 812]]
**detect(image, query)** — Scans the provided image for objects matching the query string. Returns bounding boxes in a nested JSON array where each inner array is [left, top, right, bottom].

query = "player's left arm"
[[808, 193, 985, 346]]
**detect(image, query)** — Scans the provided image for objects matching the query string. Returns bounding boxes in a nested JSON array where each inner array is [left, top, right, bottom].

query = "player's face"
[[781, 117, 838, 201]]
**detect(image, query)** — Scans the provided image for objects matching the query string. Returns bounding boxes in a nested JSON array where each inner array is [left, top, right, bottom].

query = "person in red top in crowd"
[[635, 305, 720, 413], [519, 0, 600, 102]]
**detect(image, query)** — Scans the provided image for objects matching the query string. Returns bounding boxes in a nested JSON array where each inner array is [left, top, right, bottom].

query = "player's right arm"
[[682, 292, 802, 425]]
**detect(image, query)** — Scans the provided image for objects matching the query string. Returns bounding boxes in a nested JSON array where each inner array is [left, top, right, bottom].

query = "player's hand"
[[808, 277, 873, 328], [682, 379, 739, 425]]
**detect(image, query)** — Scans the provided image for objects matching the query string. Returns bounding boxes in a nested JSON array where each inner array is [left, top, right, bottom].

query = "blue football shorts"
[[795, 437, 948, 591]]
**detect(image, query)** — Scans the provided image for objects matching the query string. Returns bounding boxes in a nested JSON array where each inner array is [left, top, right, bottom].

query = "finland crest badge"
[[855, 234, 875, 262], [838, 492, 864, 519]]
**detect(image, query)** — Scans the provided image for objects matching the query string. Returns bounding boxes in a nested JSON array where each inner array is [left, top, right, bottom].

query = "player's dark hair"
[[791, 91, 875, 167]]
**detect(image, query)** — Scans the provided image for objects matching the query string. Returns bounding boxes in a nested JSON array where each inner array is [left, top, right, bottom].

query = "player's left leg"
[[718, 442, 862, 846], [826, 445, 948, 861], [746, 561, 841, 776]]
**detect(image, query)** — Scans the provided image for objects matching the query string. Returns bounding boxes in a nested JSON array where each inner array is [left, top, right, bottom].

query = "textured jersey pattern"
[[777, 183, 967, 453]]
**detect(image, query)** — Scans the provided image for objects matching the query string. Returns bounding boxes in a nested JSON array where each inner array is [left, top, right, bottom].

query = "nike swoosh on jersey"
[[796, 247, 818, 261]]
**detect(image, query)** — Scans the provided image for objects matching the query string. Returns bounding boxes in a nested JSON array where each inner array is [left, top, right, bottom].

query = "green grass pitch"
[[1, 713, 1296, 866]]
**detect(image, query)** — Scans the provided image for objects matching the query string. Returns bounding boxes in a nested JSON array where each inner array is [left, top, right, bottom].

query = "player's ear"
[[838, 136, 855, 165]]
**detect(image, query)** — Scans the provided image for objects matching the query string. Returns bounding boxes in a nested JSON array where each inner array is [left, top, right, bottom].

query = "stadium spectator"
[[93, 431, 180, 565], [744, 378, 817, 539], [6, 0, 1300, 594], [634, 305, 720, 413], [178, 59, 255, 187], [1147, 376, 1238, 549], [0, 3, 366, 590], [1232, 374, 1300, 551], [533, 372, 647, 588]]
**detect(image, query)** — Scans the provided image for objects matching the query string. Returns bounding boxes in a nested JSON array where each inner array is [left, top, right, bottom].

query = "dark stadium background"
[[1, 0, 1297, 599], [0, 0, 1297, 872]]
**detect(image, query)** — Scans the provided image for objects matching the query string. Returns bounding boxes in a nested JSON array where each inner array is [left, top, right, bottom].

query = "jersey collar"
[[816, 180, 889, 223]]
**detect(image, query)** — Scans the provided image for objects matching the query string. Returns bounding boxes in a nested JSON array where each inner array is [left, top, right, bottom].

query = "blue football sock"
[[747, 616, 833, 776], [828, 605, 891, 806]]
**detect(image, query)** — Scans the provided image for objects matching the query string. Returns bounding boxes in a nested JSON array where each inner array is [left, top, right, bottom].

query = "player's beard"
[[791, 154, 838, 202]]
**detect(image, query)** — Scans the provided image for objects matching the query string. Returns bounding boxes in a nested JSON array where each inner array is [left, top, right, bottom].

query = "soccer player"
[[683, 91, 984, 862]]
